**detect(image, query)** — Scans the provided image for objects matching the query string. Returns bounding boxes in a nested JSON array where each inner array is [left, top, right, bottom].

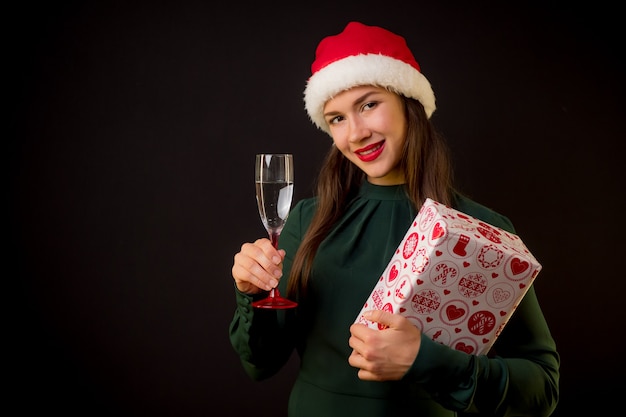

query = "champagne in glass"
[[252, 154, 298, 309]]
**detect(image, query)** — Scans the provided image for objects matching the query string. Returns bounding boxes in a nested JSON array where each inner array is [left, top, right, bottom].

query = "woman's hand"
[[348, 310, 422, 381], [231, 238, 285, 295]]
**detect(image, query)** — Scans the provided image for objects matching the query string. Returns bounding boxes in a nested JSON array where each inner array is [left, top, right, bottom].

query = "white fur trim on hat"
[[304, 53, 436, 136]]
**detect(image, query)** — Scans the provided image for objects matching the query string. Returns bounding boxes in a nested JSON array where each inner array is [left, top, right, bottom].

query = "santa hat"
[[304, 21, 436, 135]]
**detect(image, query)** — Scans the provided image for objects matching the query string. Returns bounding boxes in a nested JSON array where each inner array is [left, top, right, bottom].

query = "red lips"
[[355, 141, 385, 162]]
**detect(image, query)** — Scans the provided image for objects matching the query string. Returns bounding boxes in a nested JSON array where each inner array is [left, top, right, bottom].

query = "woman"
[[229, 21, 559, 417]]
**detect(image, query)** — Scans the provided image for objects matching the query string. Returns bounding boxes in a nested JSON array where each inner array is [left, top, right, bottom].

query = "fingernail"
[[273, 269, 282, 278], [269, 279, 278, 288], [272, 256, 281, 264]]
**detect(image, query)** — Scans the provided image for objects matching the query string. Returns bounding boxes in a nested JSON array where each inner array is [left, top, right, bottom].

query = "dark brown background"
[[8, 1, 625, 416]]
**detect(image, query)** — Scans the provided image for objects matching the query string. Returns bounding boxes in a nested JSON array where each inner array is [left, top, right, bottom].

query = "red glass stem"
[[269, 231, 281, 298], [270, 231, 280, 248]]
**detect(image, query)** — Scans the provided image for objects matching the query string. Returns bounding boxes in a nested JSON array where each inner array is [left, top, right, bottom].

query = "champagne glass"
[[252, 154, 298, 309]]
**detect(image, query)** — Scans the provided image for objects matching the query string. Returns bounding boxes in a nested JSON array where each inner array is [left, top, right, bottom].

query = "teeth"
[[360, 144, 381, 155]]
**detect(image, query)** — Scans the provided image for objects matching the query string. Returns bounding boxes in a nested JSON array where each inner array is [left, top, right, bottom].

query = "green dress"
[[229, 181, 560, 417]]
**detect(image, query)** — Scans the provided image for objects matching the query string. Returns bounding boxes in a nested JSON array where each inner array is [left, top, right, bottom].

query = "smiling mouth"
[[359, 144, 380, 154], [355, 141, 385, 162]]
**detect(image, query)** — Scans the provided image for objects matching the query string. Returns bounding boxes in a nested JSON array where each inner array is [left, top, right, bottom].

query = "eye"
[[328, 115, 345, 125], [362, 101, 377, 111]]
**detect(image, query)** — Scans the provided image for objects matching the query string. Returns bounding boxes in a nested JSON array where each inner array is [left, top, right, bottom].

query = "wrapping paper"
[[354, 198, 541, 355]]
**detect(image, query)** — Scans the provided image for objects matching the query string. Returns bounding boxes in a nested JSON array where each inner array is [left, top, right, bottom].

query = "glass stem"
[[269, 231, 281, 299], [270, 231, 280, 248]]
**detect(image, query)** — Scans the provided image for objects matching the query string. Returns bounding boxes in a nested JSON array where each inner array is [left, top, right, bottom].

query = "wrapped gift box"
[[354, 198, 541, 355]]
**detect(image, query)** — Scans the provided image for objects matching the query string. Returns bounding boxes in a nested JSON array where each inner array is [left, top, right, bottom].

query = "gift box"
[[354, 198, 541, 355]]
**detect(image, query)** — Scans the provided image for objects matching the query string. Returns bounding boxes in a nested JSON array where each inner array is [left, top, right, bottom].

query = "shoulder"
[[287, 197, 318, 227], [450, 192, 516, 233], [280, 197, 318, 247], [292, 197, 317, 216]]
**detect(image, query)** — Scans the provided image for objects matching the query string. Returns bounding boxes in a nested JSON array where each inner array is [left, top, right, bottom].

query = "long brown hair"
[[286, 96, 454, 300]]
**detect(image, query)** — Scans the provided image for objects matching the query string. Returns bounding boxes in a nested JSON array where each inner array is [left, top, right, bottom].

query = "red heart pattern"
[[389, 265, 398, 282], [446, 305, 465, 321], [455, 342, 474, 354], [432, 222, 445, 239], [510, 257, 529, 275]]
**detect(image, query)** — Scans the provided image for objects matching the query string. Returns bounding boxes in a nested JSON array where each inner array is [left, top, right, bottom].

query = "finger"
[[363, 309, 403, 329], [242, 241, 284, 278], [348, 351, 383, 382], [349, 325, 380, 362], [357, 368, 382, 382], [231, 263, 273, 293], [348, 349, 363, 368], [349, 322, 373, 343], [253, 238, 285, 265], [232, 249, 282, 292], [239, 256, 279, 291], [348, 327, 367, 351]]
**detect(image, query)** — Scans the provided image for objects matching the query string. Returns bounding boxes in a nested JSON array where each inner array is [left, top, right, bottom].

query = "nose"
[[347, 115, 371, 143]]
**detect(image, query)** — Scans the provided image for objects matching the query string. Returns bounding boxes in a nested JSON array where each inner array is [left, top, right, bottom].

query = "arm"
[[349, 286, 559, 416], [228, 200, 307, 381], [228, 288, 296, 380], [409, 286, 560, 416]]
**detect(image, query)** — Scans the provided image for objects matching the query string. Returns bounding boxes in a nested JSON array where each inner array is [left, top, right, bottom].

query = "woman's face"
[[323, 85, 407, 185]]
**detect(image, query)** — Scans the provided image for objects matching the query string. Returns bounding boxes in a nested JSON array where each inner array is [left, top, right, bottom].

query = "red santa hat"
[[304, 21, 436, 135]]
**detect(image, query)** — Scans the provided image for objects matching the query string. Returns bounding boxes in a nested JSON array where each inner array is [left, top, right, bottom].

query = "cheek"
[[331, 136, 349, 154], [332, 138, 357, 162], [378, 111, 404, 134]]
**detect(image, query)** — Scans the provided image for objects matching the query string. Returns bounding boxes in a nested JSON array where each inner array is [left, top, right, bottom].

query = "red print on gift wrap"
[[446, 305, 465, 321], [452, 234, 470, 256], [432, 222, 445, 239], [477, 222, 502, 243], [411, 289, 441, 314], [389, 265, 399, 281], [402, 232, 419, 259], [429, 261, 459, 287], [477, 244, 504, 269], [493, 289, 509, 302], [418, 205, 437, 231], [411, 247, 430, 274], [458, 272, 487, 298], [453, 338, 477, 354], [440, 300, 469, 325], [370, 287, 385, 310], [385, 260, 402, 287], [428, 220, 448, 248], [425, 327, 451, 346], [456, 343, 474, 354], [422, 217, 452, 248], [504, 255, 535, 281], [393, 276, 413, 304], [511, 257, 529, 275], [486, 282, 515, 309], [468, 310, 496, 335]]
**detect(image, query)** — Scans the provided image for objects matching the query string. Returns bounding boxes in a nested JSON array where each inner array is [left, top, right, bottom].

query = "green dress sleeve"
[[405, 286, 560, 416], [228, 199, 308, 381]]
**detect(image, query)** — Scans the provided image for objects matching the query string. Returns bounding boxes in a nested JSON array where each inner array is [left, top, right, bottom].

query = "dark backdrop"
[[8, 1, 625, 416]]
